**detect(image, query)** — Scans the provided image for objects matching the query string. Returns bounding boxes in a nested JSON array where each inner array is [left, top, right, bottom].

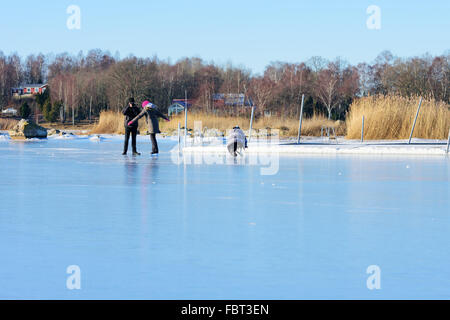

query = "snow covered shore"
[[1, 131, 448, 156], [180, 137, 450, 156]]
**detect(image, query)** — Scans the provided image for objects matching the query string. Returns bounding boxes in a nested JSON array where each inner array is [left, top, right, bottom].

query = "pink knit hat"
[[142, 100, 151, 108]]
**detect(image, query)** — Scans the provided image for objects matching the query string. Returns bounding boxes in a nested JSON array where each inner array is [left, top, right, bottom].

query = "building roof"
[[21, 84, 48, 88], [168, 103, 186, 115], [213, 93, 253, 106], [2, 108, 17, 113], [172, 99, 192, 108]]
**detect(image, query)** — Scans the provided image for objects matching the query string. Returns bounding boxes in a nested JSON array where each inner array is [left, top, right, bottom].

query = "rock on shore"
[[47, 128, 61, 136], [8, 119, 47, 139]]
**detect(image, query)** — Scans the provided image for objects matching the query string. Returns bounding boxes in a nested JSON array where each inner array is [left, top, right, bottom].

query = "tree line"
[[0, 49, 448, 122]]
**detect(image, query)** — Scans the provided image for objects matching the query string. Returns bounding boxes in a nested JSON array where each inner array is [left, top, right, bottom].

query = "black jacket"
[[144, 108, 169, 134], [122, 105, 141, 128]]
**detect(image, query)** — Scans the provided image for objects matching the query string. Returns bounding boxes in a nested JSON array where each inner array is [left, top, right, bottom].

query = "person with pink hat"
[[127, 100, 170, 154]]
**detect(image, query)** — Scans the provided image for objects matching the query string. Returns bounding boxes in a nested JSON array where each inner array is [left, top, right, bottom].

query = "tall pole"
[[248, 106, 255, 143], [178, 122, 181, 153], [361, 115, 365, 143], [446, 128, 450, 154], [408, 97, 423, 144], [184, 90, 188, 147], [89, 96, 92, 124], [297, 94, 305, 144]]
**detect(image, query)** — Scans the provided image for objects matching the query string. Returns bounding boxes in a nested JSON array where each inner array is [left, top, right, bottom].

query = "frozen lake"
[[0, 134, 449, 299]]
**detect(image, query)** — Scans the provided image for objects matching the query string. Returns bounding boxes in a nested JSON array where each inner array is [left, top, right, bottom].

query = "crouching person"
[[122, 97, 141, 156], [227, 125, 247, 157]]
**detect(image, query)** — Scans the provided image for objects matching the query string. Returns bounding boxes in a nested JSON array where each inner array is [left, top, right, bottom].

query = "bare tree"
[[249, 77, 275, 116], [315, 68, 339, 119], [315, 60, 359, 119]]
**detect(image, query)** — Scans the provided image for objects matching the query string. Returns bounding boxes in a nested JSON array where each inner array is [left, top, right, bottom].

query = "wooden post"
[[297, 94, 305, 144], [248, 106, 255, 143], [361, 115, 365, 143], [408, 97, 423, 144]]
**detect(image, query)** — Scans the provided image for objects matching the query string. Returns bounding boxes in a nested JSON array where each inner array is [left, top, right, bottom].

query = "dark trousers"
[[150, 133, 158, 153], [123, 126, 137, 153]]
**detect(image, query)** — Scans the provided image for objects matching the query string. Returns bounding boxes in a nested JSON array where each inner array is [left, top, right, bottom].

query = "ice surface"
[[0, 135, 449, 299]]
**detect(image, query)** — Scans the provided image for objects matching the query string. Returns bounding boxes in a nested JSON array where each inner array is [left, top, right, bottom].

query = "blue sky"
[[0, 0, 449, 74]]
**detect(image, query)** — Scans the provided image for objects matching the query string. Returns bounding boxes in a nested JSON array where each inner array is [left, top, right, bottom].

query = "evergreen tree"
[[43, 99, 52, 121], [19, 102, 31, 119], [51, 101, 63, 123], [35, 89, 50, 112]]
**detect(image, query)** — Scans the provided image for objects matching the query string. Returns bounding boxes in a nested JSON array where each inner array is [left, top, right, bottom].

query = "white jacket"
[[227, 128, 246, 148]]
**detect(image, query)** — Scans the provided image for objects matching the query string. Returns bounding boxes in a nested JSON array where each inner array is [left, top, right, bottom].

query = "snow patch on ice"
[[0, 134, 11, 141], [89, 135, 105, 142], [54, 133, 78, 140]]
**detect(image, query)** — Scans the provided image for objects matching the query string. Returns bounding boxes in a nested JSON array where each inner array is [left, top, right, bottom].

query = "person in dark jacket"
[[122, 97, 141, 155], [127, 100, 169, 154]]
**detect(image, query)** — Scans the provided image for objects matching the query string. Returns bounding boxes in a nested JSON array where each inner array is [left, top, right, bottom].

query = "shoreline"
[[1, 131, 448, 156], [181, 137, 449, 156]]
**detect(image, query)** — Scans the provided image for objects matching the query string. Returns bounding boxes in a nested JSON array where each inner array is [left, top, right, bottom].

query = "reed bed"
[[346, 95, 450, 140], [0, 118, 18, 130], [91, 110, 343, 137]]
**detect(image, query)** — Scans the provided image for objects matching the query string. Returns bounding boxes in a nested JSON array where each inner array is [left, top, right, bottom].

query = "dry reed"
[[91, 110, 343, 137], [346, 95, 450, 140], [0, 118, 18, 130]]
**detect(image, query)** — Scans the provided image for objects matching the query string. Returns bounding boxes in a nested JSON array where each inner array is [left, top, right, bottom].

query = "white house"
[[1, 108, 18, 115]]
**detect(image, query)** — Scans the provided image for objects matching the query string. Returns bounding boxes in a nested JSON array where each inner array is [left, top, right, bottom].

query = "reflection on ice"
[[0, 136, 449, 299]]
